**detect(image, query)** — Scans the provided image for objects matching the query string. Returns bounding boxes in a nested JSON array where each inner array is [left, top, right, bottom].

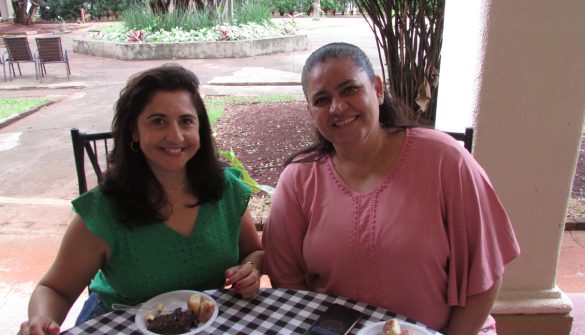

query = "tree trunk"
[[151, 0, 170, 12], [152, 0, 214, 13], [313, 0, 321, 20], [25, 1, 38, 25], [11, 0, 28, 24]]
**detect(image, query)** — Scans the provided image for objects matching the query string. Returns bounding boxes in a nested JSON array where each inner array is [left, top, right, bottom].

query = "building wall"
[[0, 0, 14, 21]]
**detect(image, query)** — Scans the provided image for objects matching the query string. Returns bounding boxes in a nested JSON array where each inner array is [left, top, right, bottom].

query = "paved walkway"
[[0, 18, 583, 334]]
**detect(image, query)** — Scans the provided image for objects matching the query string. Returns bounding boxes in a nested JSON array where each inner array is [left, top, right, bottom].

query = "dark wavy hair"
[[286, 42, 416, 165], [101, 64, 225, 226]]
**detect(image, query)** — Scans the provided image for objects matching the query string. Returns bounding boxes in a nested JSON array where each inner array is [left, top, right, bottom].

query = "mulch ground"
[[568, 137, 585, 219], [214, 101, 585, 220], [214, 101, 315, 187], [572, 137, 585, 198]]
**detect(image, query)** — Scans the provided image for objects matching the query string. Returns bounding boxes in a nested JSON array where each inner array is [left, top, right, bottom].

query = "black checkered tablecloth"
[[61, 288, 441, 334]]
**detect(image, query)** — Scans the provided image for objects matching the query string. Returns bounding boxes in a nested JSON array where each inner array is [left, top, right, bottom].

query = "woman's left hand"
[[225, 262, 261, 299]]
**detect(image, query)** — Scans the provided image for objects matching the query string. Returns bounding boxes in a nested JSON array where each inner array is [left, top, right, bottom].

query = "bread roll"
[[187, 294, 202, 315], [382, 319, 401, 335], [198, 299, 216, 323]]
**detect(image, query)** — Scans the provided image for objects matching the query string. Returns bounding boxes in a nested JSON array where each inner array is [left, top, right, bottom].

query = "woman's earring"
[[130, 141, 139, 152]]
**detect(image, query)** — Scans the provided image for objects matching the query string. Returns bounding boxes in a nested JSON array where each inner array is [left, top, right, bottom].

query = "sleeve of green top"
[[225, 167, 252, 217], [71, 188, 116, 251]]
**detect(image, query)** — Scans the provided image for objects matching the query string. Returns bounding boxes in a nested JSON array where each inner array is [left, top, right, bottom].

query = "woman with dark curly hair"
[[263, 43, 519, 335], [19, 64, 263, 335]]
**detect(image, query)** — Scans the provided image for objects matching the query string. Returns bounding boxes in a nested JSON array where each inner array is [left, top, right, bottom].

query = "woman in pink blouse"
[[262, 42, 519, 335]]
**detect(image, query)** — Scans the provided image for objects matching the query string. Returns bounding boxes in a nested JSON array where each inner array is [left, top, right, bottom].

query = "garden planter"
[[73, 34, 309, 60]]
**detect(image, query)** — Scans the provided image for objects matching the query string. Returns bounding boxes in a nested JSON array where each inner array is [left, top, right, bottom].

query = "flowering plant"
[[127, 29, 146, 43]]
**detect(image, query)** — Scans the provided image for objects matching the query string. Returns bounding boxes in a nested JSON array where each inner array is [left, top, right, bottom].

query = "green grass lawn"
[[204, 94, 303, 126], [0, 97, 52, 120], [0, 94, 300, 126]]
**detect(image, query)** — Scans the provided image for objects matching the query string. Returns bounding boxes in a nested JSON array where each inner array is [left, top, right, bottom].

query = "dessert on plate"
[[146, 307, 197, 334], [383, 319, 415, 335]]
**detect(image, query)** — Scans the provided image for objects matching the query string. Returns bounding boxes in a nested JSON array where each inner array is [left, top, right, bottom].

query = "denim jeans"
[[75, 292, 108, 326]]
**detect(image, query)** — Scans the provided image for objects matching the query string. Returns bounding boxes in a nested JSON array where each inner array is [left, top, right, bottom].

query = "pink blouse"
[[262, 127, 520, 331]]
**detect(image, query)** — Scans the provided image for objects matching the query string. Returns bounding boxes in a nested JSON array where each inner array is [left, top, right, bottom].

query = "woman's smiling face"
[[304, 57, 384, 148], [132, 90, 200, 177]]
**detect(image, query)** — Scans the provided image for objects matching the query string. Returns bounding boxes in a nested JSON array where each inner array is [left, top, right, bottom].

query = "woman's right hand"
[[18, 316, 60, 335]]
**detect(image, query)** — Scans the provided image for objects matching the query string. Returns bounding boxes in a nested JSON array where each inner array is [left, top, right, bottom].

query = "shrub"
[[121, 4, 223, 32], [234, 0, 272, 25], [40, 0, 85, 21], [39, 0, 140, 21], [92, 21, 297, 43], [93, 1, 296, 43], [273, 0, 295, 14]]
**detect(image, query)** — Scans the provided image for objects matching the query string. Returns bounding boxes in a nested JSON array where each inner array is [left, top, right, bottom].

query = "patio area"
[[0, 11, 584, 335]]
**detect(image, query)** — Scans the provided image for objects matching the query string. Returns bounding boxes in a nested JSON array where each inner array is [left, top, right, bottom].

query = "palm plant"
[[355, 0, 445, 124]]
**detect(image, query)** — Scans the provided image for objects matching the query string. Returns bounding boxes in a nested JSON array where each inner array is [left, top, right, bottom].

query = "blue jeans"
[[75, 292, 108, 326]]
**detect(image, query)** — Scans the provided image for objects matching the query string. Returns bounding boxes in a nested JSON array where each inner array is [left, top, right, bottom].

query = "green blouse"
[[72, 167, 250, 310]]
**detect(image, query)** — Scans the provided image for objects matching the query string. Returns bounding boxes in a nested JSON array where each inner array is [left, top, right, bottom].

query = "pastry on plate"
[[188, 293, 217, 323], [383, 319, 401, 335]]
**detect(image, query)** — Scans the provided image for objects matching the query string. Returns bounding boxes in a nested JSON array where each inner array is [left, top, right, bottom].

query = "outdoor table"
[[61, 288, 442, 334]]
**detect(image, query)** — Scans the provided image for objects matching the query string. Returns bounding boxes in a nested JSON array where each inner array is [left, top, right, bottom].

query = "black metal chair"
[[70, 128, 113, 195], [36, 37, 71, 80], [444, 127, 474, 153], [0, 53, 6, 82], [3, 36, 38, 80]]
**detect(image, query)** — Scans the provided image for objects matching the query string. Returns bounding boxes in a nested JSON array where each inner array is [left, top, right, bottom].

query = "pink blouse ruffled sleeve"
[[441, 143, 520, 307]]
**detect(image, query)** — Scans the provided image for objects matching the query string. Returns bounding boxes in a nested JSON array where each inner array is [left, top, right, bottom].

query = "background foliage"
[[36, 0, 274, 22], [270, 0, 352, 14], [89, 0, 294, 43], [355, 0, 444, 125], [38, 0, 141, 21]]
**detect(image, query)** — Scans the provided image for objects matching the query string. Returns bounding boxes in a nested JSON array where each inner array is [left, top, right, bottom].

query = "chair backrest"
[[444, 127, 474, 153], [70, 128, 113, 195], [3, 36, 34, 61], [0, 54, 6, 82], [36, 37, 65, 62]]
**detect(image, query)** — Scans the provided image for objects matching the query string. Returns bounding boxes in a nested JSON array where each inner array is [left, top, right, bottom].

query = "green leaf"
[[221, 149, 261, 193]]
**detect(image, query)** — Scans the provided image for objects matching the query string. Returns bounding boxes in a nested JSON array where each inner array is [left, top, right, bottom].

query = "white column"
[[435, 1, 483, 132], [0, 0, 14, 21], [437, 0, 585, 333]]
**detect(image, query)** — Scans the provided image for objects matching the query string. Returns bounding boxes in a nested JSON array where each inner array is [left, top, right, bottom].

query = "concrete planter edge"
[[72, 34, 308, 60]]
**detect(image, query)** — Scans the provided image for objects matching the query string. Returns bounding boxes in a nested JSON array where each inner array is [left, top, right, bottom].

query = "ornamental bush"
[[91, 1, 296, 43], [92, 21, 297, 43]]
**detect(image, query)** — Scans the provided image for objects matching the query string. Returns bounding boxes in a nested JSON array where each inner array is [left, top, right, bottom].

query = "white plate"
[[135, 290, 219, 335], [356, 320, 434, 335]]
